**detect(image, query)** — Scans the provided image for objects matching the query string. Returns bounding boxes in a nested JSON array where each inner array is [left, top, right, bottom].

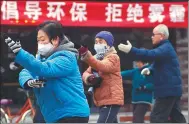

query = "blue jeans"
[[97, 105, 120, 123], [150, 96, 186, 123]]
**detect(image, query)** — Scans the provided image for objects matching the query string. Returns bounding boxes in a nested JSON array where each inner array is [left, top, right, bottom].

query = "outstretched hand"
[[3, 34, 22, 54], [118, 40, 132, 53]]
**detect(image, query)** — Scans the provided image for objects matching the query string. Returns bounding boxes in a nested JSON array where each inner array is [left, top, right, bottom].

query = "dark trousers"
[[97, 105, 120, 123], [132, 103, 150, 123], [33, 104, 45, 123], [56, 116, 89, 123], [150, 96, 186, 123]]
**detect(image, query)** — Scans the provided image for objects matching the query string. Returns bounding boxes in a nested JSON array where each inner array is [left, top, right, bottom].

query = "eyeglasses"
[[152, 33, 162, 36]]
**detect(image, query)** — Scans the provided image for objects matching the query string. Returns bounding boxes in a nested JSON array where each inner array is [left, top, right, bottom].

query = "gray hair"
[[154, 24, 169, 39]]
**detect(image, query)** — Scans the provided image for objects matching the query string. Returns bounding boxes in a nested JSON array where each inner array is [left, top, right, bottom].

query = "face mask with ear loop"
[[94, 44, 109, 54], [94, 44, 110, 60], [37, 43, 54, 56]]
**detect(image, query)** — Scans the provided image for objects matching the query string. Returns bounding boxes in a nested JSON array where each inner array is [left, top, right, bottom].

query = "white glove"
[[27, 79, 46, 88], [5, 37, 21, 54], [118, 40, 132, 53], [141, 68, 150, 75]]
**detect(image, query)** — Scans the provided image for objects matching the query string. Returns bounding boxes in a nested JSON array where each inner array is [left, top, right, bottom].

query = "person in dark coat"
[[118, 24, 186, 123]]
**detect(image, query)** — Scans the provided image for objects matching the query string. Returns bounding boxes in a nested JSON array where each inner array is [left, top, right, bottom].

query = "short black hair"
[[135, 47, 149, 64], [37, 20, 65, 42], [135, 60, 148, 64]]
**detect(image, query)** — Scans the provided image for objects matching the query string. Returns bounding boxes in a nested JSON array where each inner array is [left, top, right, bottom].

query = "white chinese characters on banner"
[[47, 2, 65, 21], [70, 2, 87, 22], [105, 3, 122, 22], [148, 4, 165, 23], [169, 5, 185, 22], [24, 1, 42, 20], [1, 1, 19, 20], [127, 4, 144, 23]]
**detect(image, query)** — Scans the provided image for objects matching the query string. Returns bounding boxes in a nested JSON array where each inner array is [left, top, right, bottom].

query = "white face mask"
[[94, 44, 109, 55], [38, 43, 54, 56]]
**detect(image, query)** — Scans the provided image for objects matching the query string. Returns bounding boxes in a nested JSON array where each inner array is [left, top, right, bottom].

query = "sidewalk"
[[89, 111, 188, 123]]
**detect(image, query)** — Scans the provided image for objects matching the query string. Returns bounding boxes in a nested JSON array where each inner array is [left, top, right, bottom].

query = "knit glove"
[[4, 35, 21, 54], [24, 79, 46, 89], [78, 45, 88, 58], [118, 40, 132, 53]]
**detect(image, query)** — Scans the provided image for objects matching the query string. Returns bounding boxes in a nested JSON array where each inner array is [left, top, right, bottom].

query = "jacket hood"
[[43, 36, 78, 58]]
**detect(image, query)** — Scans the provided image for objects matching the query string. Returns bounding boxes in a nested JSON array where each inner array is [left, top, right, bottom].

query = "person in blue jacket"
[[118, 24, 186, 123], [121, 60, 153, 123], [3, 20, 90, 123]]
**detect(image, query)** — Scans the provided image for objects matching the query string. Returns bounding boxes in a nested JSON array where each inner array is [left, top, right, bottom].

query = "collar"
[[153, 39, 169, 48], [104, 47, 117, 57]]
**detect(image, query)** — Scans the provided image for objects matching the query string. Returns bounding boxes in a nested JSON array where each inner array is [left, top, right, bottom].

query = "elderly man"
[[118, 24, 186, 123]]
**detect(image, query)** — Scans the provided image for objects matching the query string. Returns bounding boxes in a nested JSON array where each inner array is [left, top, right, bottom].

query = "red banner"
[[0, 1, 188, 28]]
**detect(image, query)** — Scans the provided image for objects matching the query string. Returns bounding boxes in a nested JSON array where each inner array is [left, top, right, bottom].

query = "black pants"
[[33, 104, 45, 123], [132, 103, 150, 123], [97, 105, 120, 123], [56, 116, 89, 123], [150, 96, 186, 123]]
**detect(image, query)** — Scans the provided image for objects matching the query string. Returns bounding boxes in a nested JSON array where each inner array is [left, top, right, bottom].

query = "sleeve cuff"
[[130, 47, 137, 54]]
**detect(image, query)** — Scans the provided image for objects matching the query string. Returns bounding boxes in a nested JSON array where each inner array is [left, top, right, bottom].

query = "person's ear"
[[51, 36, 59, 47]]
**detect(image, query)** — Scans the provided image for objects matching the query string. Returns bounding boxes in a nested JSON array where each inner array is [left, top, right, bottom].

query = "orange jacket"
[[82, 47, 124, 107]]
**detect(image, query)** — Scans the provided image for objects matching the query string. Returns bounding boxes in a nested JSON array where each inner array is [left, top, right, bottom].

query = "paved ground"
[[2, 106, 188, 123], [89, 111, 188, 123]]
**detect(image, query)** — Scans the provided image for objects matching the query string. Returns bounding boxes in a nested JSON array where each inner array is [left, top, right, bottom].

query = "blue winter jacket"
[[121, 66, 154, 104], [130, 40, 182, 98], [15, 41, 90, 123]]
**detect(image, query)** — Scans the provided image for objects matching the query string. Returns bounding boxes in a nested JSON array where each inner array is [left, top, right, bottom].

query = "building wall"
[[176, 29, 188, 110]]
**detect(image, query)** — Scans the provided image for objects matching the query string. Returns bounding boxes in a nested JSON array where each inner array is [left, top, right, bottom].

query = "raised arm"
[[15, 49, 75, 78], [130, 42, 172, 61], [121, 68, 136, 80], [82, 52, 120, 73]]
